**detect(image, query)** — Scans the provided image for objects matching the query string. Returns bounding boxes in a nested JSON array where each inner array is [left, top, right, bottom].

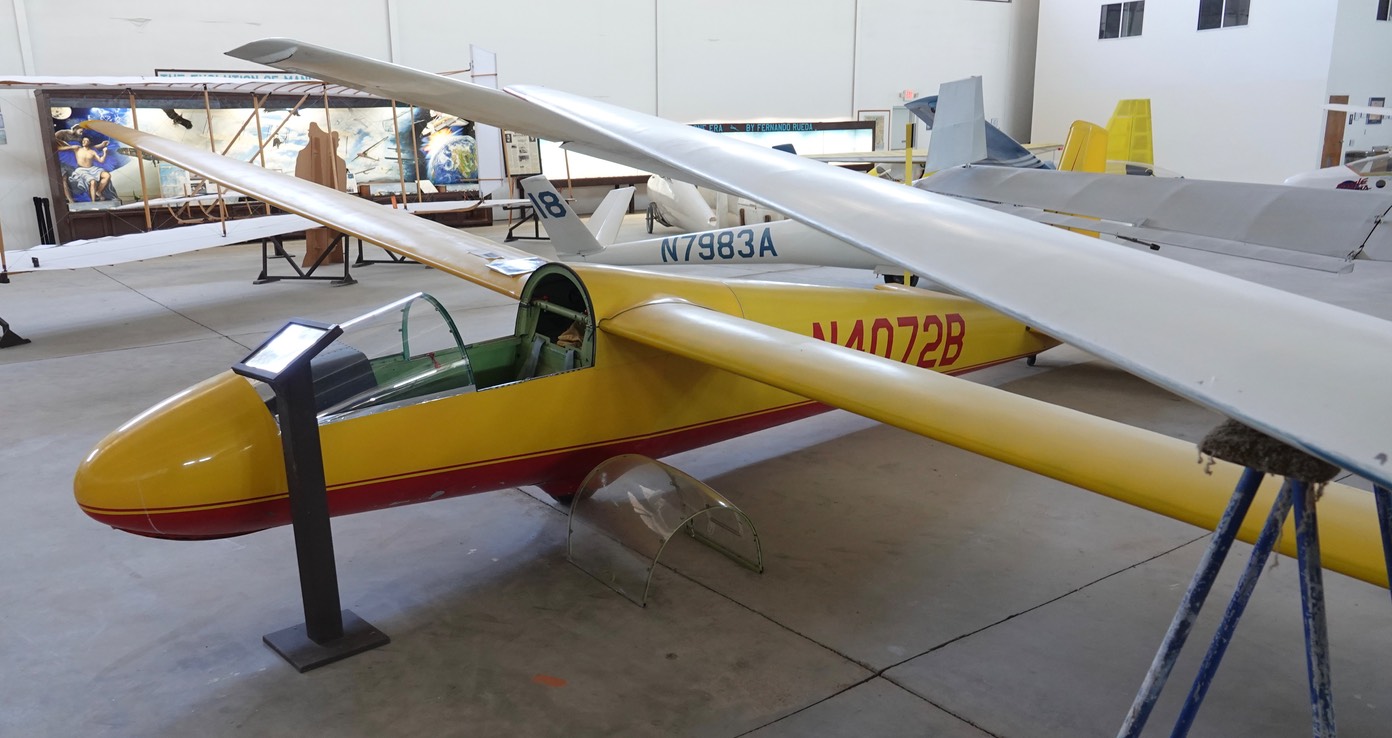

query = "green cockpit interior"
[[305, 264, 594, 420]]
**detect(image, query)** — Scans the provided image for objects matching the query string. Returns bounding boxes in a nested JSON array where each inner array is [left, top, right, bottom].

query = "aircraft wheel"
[[883, 274, 921, 287], [646, 202, 657, 233]]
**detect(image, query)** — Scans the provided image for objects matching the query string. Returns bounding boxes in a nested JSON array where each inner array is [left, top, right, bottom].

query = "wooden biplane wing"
[[84, 119, 1388, 588], [84, 121, 537, 299], [226, 38, 1392, 491]]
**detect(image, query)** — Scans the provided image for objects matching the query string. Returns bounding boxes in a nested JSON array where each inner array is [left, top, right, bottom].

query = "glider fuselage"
[[75, 265, 1055, 539]]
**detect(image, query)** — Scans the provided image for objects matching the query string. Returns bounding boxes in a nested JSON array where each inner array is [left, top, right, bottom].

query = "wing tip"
[[226, 38, 300, 65]]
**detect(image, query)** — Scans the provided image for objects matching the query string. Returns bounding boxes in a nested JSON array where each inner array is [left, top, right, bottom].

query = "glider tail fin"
[[919, 77, 987, 172], [520, 175, 604, 257], [907, 78, 1050, 171], [1059, 121, 1109, 173], [979, 122, 1051, 169], [1105, 98, 1154, 167], [587, 186, 635, 246]]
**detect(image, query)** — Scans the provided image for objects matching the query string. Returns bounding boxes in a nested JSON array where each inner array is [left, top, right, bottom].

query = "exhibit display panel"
[[46, 98, 444, 208], [34, 87, 508, 242]]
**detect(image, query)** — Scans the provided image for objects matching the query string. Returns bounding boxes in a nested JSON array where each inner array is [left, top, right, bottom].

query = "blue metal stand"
[[1117, 468, 1264, 736], [1374, 485, 1392, 609], [1169, 481, 1295, 736], [1119, 470, 1366, 737], [1293, 482, 1336, 736]]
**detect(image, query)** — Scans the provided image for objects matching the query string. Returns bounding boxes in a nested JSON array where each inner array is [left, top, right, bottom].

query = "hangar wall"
[[656, 1, 857, 122], [0, 0, 1035, 250], [1327, 0, 1392, 158], [854, 0, 1037, 143], [1033, 2, 1338, 184]]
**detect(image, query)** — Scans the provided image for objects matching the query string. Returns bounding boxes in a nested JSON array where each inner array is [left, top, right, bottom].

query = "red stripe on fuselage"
[[84, 400, 828, 540]]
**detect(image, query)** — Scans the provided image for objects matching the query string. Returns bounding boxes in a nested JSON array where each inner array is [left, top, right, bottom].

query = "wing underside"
[[602, 301, 1387, 588], [506, 86, 1392, 490]]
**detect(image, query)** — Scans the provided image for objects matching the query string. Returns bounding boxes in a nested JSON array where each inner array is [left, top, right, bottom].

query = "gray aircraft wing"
[[919, 166, 1392, 273]]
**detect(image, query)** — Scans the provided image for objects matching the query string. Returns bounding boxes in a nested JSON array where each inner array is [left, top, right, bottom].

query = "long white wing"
[[513, 84, 1392, 485], [7, 199, 528, 273], [229, 39, 1392, 488], [12, 214, 306, 271]]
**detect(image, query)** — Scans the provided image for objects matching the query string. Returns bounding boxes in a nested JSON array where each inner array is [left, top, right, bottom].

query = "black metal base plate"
[[263, 609, 389, 673], [0, 329, 32, 348]]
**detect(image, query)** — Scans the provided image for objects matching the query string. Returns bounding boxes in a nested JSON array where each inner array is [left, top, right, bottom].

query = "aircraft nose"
[[74, 371, 289, 539]]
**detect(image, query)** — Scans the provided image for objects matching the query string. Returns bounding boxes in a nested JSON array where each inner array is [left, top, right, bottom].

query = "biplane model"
[[71, 39, 1392, 595], [0, 73, 526, 276]]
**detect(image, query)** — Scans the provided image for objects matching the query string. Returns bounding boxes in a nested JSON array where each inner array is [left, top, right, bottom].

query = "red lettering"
[[870, 318, 895, 358], [813, 314, 966, 367], [917, 315, 943, 368], [843, 320, 865, 351], [896, 316, 919, 363], [941, 313, 966, 366]]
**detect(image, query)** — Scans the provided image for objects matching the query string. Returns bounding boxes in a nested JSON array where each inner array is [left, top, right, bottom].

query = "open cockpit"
[[271, 264, 595, 422]]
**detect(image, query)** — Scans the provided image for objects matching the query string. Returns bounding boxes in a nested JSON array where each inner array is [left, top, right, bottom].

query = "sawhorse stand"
[[503, 203, 543, 242], [1118, 419, 1392, 737], [353, 237, 419, 267], [255, 234, 356, 286]]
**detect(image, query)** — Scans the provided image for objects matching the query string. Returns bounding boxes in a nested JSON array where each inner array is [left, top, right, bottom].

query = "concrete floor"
[[2, 214, 1390, 737]]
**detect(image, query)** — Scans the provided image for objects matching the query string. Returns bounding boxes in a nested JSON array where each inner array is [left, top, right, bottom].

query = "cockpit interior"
[[284, 264, 594, 422]]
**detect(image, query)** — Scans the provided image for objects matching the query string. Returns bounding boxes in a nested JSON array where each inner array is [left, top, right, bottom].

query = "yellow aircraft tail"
[[1105, 98, 1153, 166], [1056, 120, 1108, 236], [1059, 120, 1109, 173]]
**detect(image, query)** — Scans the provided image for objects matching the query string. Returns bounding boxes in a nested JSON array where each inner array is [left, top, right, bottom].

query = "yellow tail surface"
[[1105, 99, 1153, 166], [1059, 121, 1109, 173], [1055, 121, 1107, 236]]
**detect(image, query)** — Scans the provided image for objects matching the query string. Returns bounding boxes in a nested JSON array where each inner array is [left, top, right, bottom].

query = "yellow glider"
[[71, 121, 1389, 590]]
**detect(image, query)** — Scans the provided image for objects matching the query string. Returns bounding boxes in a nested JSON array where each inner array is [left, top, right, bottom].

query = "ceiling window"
[[1379, 0, 1390, 21], [1100, 1, 1145, 39], [1198, 0, 1250, 30]]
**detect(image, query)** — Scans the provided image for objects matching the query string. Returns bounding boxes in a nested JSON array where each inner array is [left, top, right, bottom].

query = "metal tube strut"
[[1293, 482, 1336, 736], [1170, 480, 1295, 736], [1117, 467, 1265, 737], [1374, 485, 1392, 609]]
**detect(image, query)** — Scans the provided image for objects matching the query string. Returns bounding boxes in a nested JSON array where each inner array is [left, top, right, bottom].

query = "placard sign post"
[[232, 319, 389, 672]]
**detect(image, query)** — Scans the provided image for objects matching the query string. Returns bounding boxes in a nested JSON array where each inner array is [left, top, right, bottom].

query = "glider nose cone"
[[74, 372, 288, 539]]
